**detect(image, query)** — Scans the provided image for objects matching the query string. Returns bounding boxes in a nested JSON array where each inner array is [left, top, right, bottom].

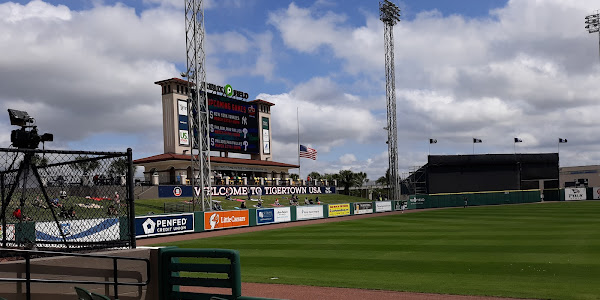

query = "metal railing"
[[0, 248, 150, 300]]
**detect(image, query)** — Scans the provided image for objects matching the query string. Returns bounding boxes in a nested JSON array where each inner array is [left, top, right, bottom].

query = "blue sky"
[[1, 0, 600, 181]]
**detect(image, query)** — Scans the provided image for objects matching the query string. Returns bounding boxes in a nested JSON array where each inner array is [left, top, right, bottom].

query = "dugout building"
[[404, 153, 559, 196]]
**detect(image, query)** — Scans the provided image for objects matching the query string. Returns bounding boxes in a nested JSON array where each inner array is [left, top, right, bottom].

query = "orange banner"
[[204, 210, 249, 230]]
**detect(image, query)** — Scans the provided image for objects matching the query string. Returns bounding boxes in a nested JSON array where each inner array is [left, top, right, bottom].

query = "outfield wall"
[[134, 188, 600, 239], [10, 189, 596, 242]]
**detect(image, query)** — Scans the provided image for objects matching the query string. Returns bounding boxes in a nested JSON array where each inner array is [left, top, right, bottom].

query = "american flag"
[[299, 145, 317, 160]]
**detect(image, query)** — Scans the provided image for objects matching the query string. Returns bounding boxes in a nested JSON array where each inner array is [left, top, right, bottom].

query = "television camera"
[[8, 109, 53, 149]]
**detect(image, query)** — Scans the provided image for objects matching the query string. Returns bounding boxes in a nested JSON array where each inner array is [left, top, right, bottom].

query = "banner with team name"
[[158, 185, 336, 198]]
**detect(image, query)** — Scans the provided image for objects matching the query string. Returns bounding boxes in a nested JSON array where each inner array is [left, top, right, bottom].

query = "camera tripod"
[[0, 150, 70, 249]]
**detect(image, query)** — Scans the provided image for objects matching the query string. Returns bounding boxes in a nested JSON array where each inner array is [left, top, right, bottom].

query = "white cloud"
[[0, 0, 71, 23], [4, 0, 600, 182], [339, 153, 356, 164], [266, 0, 600, 178]]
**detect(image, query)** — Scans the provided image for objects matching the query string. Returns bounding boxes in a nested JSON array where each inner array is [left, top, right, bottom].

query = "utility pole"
[[185, 0, 212, 211], [380, 0, 401, 201]]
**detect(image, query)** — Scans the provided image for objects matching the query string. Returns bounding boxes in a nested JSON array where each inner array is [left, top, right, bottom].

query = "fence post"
[[127, 148, 136, 248]]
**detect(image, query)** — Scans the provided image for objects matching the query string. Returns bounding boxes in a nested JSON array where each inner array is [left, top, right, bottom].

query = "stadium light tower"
[[585, 11, 600, 62], [380, 0, 401, 201], [185, 0, 212, 211]]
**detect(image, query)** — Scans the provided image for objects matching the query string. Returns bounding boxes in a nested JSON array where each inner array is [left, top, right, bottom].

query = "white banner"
[[296, 205, 324, 220], [36, 218, 120, 242], [593, 187, 600, 200], [354, 202, 373, 215], [375, 201, 392, 212], [178, 100, 188, 115], [179, 130, 189, 146], [274, 207, 291, 222], [565, 188, 586, 201]]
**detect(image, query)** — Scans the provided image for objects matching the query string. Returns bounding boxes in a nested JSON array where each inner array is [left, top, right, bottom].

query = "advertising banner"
[[158, 185, 336, 198], [594, 187, 600, 200], [394, 201, 403, 211], [256, 207, 291, 225], [375, 201, 392, 212], [36, 218, 120, 242], [135, 213, 194, 238], [208, 93, 259, 154], [328, 204, 350, 217], [262, 117, 270, 154], [296, 205, 324, 220], [565, 188, 586, 201], [178, 100, 189, 146], [354, 202, 373, 215], [204, 210, 249, 230], [407, 196, 425, 209]]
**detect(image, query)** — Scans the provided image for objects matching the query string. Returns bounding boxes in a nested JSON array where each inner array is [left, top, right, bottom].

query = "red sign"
[[204, 210, 249, 230]]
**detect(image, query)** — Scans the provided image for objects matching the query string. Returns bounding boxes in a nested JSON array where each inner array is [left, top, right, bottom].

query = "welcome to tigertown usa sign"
[[158, 185, 336, 198]]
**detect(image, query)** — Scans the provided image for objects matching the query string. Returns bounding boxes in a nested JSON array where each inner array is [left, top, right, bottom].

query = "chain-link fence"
[[0, 148, 135, 251]]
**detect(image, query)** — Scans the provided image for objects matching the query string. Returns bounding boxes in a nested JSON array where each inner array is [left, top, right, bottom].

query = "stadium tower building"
[[134, 78, 299, 188]]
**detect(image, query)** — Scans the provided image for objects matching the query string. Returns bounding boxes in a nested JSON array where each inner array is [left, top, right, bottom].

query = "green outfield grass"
[[153, 201, 600, 300], [134, 193, 367, 215]]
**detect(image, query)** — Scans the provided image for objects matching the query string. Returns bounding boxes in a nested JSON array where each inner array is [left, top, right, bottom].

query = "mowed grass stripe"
[[155, 201, 600, 300]]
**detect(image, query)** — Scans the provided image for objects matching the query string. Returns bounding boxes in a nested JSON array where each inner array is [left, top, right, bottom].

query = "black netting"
[[0, 148, 134, 251]]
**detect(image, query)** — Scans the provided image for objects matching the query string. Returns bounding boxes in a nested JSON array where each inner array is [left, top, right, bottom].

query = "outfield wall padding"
[[134, 189, 558, 239]]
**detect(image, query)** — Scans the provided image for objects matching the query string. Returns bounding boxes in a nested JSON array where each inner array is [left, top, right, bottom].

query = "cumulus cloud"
[[265, 0, 600, 179], [3, 0, 600, 181]]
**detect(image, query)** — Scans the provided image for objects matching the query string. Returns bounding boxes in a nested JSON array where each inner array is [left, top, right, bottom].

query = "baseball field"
[[153, 201, 600, 300]]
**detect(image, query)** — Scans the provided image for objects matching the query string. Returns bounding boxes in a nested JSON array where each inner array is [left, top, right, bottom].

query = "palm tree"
[[337, 170, 364, 195], [307, 171, 321, 180], [355, 172, 368, 186], [71, 155, 100, 175], [376, 168, 391, 185], [108, 158, 129, 176]]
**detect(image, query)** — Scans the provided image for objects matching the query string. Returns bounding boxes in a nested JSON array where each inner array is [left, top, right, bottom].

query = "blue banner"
[[135, 213, 194, 238], [256, 208, 275, 224], [178, 115, 188, 130], [158, 185, 337, 198]]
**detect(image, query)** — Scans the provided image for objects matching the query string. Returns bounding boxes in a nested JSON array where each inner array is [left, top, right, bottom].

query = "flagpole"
[[297, 107, 301, 181]]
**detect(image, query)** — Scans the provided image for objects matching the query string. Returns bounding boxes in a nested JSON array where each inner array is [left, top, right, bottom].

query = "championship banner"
[[204, 210, 249, 230], [296, 205, 324, 220], [256, 207, 291, 225], [135, 213, 194, 238], [375, 201, 392, 212], [593, 187, 600, 200], [328, 204, 350, 217], [565, 188, 586, 201], [354, 202, 373, 215], [36, 218, 120, 242]]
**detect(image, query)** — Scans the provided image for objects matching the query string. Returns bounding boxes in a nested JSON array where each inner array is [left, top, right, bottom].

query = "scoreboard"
[[181, 92, 259, 155]]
